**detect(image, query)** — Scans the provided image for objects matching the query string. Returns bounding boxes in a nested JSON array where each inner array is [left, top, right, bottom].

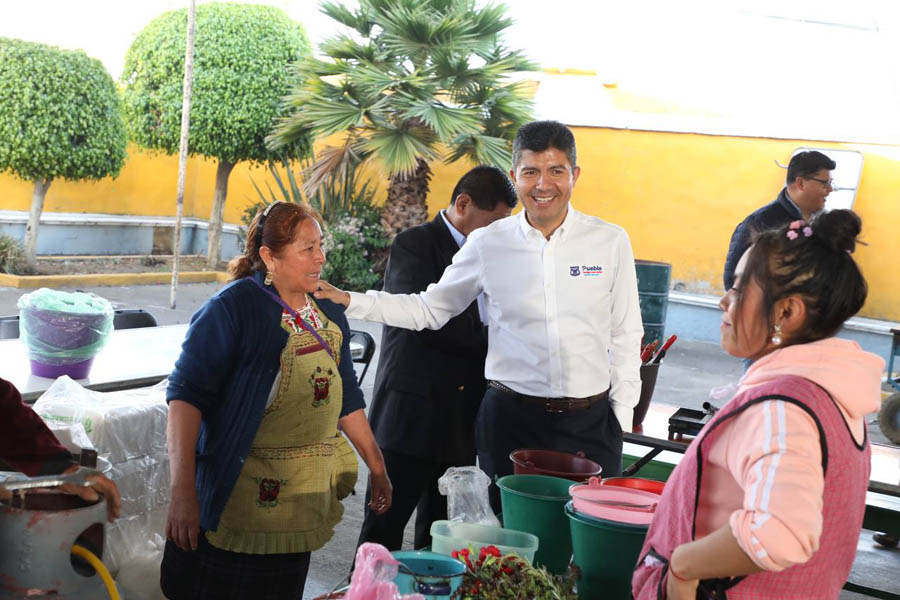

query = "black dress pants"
[[357, 448, 472, 550], [475, 386, 623, 512]]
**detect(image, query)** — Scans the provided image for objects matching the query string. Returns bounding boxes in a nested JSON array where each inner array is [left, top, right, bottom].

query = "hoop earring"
[[771, 324, 783, 346], [264, 271, 273, 286]]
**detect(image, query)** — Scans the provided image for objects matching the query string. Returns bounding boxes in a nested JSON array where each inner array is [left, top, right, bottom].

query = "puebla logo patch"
[[309, 366, 335, 407], [570, 266, 581, 276], [255, 477, 287, 508]]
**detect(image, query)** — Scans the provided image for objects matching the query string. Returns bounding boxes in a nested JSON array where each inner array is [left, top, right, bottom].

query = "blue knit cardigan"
[[166, 271, 365, 532]]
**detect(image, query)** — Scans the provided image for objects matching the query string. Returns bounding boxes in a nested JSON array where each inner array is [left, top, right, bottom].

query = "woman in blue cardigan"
[[161, 202, 391, 600]]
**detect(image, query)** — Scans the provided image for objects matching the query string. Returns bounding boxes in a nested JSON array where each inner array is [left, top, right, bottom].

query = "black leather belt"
[[487, 380, 609, 413]]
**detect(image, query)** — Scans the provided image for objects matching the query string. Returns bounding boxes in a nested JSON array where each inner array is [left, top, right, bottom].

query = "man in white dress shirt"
[[316, 121, 643, 508]]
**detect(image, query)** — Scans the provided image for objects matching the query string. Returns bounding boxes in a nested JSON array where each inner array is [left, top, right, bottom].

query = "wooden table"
[[0, 324, 364, 403]]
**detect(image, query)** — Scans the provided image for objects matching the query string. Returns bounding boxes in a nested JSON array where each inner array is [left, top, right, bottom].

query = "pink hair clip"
[[786, 219, 812, 240]]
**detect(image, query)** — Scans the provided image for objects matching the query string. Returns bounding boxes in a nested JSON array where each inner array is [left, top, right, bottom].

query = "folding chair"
[[113, 308, 158, 330], [0, 315, 19, 339], [349, 329, 376, 385]]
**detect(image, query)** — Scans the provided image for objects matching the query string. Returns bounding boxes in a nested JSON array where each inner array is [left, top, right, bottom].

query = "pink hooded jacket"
[[702, 337, 883, 570]]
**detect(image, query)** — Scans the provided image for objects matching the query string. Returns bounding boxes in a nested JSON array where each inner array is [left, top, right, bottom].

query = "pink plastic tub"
[[569, 477, 660, 525]]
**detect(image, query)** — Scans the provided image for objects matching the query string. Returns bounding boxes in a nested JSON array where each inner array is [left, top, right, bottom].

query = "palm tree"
[[269, 0, 536, 238]]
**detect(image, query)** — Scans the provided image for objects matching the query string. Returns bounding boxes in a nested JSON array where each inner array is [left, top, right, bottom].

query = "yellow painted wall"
[[0, 146, 291, 223], [1, 130, 898, 321], [425, 128, 900, 322]]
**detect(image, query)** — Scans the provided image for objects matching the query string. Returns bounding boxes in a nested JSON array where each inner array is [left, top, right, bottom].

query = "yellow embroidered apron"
[[206, 302, 350, 554]]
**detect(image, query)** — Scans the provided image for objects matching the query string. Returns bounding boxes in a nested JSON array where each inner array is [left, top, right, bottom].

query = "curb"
[[0, 271, 231, 288]]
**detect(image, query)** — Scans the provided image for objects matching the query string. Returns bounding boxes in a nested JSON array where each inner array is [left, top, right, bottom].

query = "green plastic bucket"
[[635, 260, 671, 345], [496, 474, 572, 574], [565, 501, 647, 600]]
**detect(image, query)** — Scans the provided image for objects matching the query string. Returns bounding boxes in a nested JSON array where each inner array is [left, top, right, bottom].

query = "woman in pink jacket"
[[632, 209, 884, 600]]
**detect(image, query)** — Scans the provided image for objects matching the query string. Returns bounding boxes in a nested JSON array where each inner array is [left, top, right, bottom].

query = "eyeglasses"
[[805, 176, 834, 188]]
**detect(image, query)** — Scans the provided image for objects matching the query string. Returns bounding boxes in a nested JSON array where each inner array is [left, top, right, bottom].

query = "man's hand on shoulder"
[[314, 281, 351, 307]]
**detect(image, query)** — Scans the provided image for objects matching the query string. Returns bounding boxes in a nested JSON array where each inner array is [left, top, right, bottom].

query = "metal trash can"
[[635, 260, 671, 345]]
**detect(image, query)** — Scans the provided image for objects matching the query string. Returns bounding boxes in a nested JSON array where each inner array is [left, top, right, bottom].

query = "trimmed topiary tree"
[[0, 38, 127, 270], [122, 3, 311, 268]]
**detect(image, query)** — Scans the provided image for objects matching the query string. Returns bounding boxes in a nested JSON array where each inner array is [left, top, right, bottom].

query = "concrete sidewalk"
[[1, 282, 897, 598]]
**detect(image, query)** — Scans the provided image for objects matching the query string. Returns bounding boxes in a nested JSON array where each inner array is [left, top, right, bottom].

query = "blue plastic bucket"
[[391, 550, 466, 599]]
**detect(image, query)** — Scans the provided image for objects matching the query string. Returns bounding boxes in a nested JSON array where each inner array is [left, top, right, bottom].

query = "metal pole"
[[170, 0, 197, 309]]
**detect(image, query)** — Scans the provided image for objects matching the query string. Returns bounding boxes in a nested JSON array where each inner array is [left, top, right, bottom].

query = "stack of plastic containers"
[[567, 477, 661, 600]]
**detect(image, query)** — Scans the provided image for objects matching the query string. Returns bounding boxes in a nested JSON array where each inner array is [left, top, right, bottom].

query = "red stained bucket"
[[601, 476, 665, 495], [509, 449, 602, 482]]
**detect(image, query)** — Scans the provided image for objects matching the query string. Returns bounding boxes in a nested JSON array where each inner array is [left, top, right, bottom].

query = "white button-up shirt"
[[438, 209, 487, 323], [347, 205, 644, 429]]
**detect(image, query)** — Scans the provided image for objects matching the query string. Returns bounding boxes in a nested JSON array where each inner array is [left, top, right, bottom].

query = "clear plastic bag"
[[114, 533, 167, 600], [109, 452, 170, 515], [33, 377, 169, 464], [33, 378, 172, 578], [104, 506, 167, 576], [17, 288, 113, 365], [437, 466, 500, 527], [45, 421, 95, 455]]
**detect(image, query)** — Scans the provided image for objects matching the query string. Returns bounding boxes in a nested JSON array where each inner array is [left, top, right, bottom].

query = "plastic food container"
[[430, 520, 539, 564], [392, 550, 466, 599], [600, 476, 665, 495], [569, 477, 660, 525]]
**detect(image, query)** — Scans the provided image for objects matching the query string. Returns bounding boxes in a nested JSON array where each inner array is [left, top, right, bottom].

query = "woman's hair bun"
[[810, 209, 862, 253]]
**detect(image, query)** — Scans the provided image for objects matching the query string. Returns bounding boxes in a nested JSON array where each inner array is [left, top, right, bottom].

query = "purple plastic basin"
[[30, 358, 95, 380], [21, 307, 108, 350]]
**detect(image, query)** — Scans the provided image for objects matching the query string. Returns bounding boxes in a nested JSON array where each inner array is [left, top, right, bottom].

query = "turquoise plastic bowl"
[[391, 550, 466, 599]]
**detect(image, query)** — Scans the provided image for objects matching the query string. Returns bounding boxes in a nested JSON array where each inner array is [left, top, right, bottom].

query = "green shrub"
[[244, 156, 389, 292], [320, 202, 390, 292], [0, 234, 28, 275]]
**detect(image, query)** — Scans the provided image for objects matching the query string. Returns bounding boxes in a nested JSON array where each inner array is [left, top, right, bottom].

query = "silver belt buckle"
[[545, 399, 568, 413]]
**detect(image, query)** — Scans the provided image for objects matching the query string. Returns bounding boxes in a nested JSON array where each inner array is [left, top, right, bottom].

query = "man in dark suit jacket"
[[357, 166, 517, 550], [723, 150, 836, 289]]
